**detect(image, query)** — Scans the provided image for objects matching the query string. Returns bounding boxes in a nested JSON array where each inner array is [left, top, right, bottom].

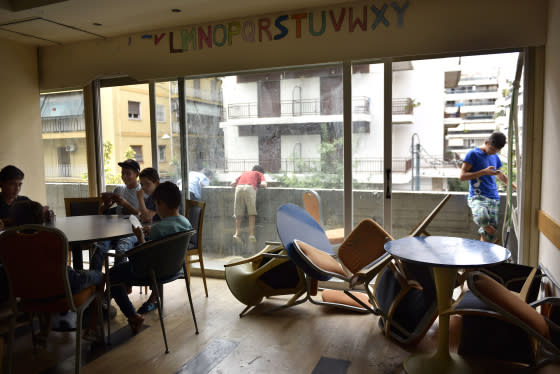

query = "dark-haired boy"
[[460, 131, 512, 242], [0, 165, 30, 228], [108, 182, 192, 332], [92, 159, 143, 271]]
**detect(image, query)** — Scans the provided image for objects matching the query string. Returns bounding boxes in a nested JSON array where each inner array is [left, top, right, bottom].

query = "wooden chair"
[[184, 199, 208, 297], [105, 230, 199, 353], [302, 190, 344, 245], [0, 225, 104, 374], [64, 197, 103, 217], [64, 197, 103, 267]]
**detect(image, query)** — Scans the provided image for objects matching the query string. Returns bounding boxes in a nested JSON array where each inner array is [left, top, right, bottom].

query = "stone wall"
[[45, 183, 516, 260]]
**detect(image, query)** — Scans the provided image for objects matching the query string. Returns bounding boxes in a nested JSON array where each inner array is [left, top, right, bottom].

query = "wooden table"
[[48, 214, 134, 270], [384, 236, 511, 374]]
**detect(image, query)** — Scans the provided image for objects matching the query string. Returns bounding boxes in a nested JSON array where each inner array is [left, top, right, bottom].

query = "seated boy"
[[91, 159, 143, 271], [136, 167, 160, 224], [108, 181, 191, 333], [0, 165, 30, 228]]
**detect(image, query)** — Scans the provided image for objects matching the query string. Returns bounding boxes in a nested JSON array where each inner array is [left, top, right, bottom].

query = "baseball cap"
[[118, 159, 140, 172]]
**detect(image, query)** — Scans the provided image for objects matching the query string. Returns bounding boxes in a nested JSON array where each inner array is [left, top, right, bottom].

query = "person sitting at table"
[[7, 200, 104, 345], [0, 165, 30, 228], [108, 181, 192, 333], [136, 167, 161, 225], [91, 159, 143, 271]]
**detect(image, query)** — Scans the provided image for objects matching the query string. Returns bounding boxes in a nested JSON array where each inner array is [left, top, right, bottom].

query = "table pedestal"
[[404, 267, 474, 374]]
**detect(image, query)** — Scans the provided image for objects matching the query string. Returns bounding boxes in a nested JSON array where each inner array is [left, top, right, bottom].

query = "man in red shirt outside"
[[231, 165, 267, 243]]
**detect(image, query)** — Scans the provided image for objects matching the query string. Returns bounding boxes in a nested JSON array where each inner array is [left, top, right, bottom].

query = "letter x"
[[371, 4, 389, 30]]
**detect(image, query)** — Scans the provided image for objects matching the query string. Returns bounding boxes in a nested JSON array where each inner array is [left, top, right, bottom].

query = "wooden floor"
[[5, 277, 560, 374]]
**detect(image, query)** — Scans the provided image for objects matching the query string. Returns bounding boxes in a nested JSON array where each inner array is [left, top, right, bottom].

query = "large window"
[[185, 67, 343, 267], [91, 52, 523, 271], [41, 91, 89, 216], [100, 84, 152, 188]]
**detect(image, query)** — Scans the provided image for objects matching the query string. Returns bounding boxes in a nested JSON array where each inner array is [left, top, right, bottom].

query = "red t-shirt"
[[234, 171, 265, 190]]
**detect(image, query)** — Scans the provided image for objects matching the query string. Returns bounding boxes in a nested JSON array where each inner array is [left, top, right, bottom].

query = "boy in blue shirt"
[[108, 181, 191, 333], [460, 132, 511, 242]]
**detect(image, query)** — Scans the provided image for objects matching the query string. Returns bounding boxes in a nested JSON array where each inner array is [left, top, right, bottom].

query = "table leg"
[[71, 244, 84, 270], [404, 267, 473, 374]]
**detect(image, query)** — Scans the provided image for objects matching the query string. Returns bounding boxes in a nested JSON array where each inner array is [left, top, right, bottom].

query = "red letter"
[[329, 9, 346, 32], [258, 18, 272, 41], [349, 6, 367, 32], [291, 13, 307, 38], [154, 33, 166, 45], [198, 26, 212, 49]]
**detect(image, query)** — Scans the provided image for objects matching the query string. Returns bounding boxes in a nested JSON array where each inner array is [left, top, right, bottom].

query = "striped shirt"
[[113, 184, 142, 215]]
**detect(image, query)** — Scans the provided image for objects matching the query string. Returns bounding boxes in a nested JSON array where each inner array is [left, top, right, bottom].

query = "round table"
[[48, 214, 134, 269], [384, 236, 511, 374]]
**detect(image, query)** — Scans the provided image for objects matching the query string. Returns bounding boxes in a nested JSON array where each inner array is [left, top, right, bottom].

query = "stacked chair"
[[446, 263, 560, 367]]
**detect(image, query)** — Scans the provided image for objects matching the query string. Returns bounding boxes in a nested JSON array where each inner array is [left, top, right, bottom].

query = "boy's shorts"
[[234, 185, 257, 217], [468, 195, 499, 241]]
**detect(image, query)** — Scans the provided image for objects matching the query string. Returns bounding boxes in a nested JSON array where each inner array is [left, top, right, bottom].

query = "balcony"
[[42, 117, 85, 133], [225, 97, 370, 120]]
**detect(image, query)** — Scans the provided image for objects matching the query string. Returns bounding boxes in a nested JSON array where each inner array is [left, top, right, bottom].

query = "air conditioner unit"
[[65, 144, 77, 152]]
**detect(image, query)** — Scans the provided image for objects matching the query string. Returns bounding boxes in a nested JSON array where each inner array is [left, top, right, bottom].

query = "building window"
[[131, 145, 143, 162], [128, 101, 141, 120], [158, 145, 166, 162], [156, 104, 165, 123]]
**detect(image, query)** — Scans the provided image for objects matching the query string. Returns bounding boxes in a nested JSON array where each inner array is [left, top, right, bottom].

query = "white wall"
[[539, 0, 560, 284], [0, 39, 46, 203]]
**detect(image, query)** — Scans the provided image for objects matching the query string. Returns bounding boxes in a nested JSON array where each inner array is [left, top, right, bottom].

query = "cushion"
[[294, 240, 347, 277], [322, 289, 372, 309], [472, 272, 550, 338]]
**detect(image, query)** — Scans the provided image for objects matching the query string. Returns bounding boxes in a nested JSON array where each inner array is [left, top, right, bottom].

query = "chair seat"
[[19, 285, 97, 312]]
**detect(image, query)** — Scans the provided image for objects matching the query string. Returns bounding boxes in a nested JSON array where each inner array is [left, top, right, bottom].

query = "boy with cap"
[[91, 159, 143, 271]]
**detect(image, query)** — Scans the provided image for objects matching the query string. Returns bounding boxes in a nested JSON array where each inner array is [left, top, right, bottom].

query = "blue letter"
[[274, 15, 289, 40]]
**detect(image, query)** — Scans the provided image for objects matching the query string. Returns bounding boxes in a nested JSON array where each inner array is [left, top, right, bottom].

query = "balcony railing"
[[45, 164, 88, 178], [392, 98, 414, 115], [225, 96, 370, 120], [42, 117, 85, 133], [201, 158, 412, 174]]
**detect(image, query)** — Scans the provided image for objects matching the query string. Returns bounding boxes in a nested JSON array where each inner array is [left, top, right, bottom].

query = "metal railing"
[[392, 98, 414, 115], [42, 117, 85, 133], [44, 164, 88, 178], [225, 96, 371, 120], [202, 158, 412, 174]]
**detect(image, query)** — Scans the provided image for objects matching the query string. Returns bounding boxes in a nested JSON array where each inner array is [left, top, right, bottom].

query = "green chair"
[[105, 230, 199, 353]]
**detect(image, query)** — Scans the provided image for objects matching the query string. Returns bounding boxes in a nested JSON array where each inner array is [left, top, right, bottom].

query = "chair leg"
[[105, 257, 112, 346], [151, 271, 169, 354], [75, 308, 84, 374], [5, 314, 15, 374], [198, 254, 209, 297], [182, 264, 199, 335]]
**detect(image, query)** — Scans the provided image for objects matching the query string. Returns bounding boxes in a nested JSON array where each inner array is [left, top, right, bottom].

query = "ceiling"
[[0, 0, 350, 46]]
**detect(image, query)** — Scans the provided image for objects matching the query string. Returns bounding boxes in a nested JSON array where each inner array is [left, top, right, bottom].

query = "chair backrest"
[[64, 197, 102, 217], [129, 230, 196, 280], [302, 190, 323, 226], [185, 199, 205, 250], [276, 203, 334, 281], [0, 225, 74, 311], [338, 219, 393, 274]]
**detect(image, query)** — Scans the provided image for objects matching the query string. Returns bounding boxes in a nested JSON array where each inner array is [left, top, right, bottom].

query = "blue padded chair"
[[276, 203, 392, 313], [105, 230, 199, 353]]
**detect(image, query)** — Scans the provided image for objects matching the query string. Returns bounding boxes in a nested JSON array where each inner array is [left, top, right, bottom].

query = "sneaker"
[[138, 301, 157, 314], [128, 314, 145, 334], [232, 234, 242, 243], [248, 235, 256, 242]]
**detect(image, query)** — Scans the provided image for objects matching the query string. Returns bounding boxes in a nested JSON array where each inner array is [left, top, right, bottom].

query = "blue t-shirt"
[[144, 195, 161, 222], [188, 171, 210, 200], [464, 147, 502, 200], [149, 215, 192, 241]]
